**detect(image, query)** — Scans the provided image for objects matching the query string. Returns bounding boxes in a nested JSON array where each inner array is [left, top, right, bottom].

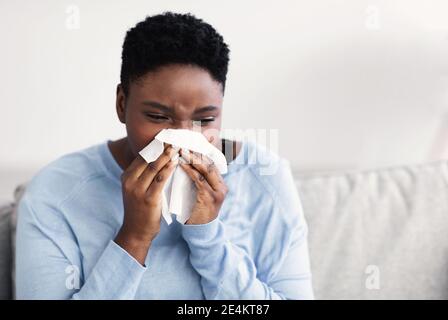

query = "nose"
[[170, 119, 198, 131]]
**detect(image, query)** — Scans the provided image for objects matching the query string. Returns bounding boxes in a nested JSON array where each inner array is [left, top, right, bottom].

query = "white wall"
[[1, 0, 448, 201]]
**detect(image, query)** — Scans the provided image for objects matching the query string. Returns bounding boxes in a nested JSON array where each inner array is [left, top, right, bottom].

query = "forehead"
[[128, 64, 223, 108]]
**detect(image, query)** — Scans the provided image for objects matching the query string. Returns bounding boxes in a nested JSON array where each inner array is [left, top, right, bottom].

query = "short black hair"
[[120, 12, 230, 96]]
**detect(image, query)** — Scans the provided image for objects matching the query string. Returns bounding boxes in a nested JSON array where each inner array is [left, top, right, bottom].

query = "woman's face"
[[116, 64, 224, 157]]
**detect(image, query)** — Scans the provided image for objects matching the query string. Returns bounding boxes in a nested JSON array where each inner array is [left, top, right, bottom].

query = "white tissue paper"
[[138, 129, 228, 225]]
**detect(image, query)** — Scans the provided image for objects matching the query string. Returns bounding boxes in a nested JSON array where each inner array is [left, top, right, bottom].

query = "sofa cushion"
[[296, 160, 448, 299], [10, 183, 27, 300], [0, 203, 13, 300]]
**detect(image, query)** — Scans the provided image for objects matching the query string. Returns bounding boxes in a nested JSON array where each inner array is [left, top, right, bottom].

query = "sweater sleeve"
[[15, 195, 146, 299], [181, 214, 313, 300], [181, 160, 314, 300]]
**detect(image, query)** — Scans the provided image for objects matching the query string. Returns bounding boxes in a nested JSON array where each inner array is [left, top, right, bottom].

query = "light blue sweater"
[[15, 140, 314, 299]]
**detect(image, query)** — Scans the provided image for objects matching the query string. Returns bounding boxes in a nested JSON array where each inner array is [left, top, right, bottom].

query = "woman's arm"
[[15, 195, 147, 299], [16, 148, 178, 299], [180, 156, 314, 300], [181, 209, 314, 300]]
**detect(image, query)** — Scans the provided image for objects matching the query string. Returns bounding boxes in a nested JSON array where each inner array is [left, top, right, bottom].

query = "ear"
[[116, 84, 126, 124]]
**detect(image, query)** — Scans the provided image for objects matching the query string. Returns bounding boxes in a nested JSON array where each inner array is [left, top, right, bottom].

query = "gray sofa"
[[1, 160, 448, 299]]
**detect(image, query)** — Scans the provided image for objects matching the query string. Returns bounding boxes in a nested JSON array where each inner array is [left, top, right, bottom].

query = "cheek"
[[125, 113, 165, 155]]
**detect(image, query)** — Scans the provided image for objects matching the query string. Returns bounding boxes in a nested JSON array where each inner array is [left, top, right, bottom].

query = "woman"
[[15, 12, 314, 299]]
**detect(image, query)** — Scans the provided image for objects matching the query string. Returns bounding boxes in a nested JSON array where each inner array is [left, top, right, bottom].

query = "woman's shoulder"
[[23, 142, 108, 204], [228, 142, 306, 278], [233, 140, 292, 189], [230, 141, 302, 220]]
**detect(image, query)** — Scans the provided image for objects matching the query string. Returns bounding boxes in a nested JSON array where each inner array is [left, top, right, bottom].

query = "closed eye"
[[144, 113, 169, 121], [195, 117, 215, 124]]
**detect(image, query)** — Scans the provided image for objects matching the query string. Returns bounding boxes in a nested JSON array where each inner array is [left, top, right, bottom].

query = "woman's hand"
[[115, 145, 178, 264], [179, 149, 228, 225]]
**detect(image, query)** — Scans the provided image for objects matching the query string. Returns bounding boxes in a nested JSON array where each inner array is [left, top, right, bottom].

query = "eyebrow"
[[142, 100, 219, 114], [194, 105, 218, 113], [142, 101, 173, 114]]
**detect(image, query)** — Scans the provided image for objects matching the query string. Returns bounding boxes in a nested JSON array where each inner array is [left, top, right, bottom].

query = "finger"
[[123, 155, 150, 182], [138, 145, 176, 180], [179, 162, 214, 194], [136, 146, 178, 190], [124, 143, 172, 181], [147, 145, 177, 169], [146, 158, 178, 198], [180, 149, 223, 191]]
